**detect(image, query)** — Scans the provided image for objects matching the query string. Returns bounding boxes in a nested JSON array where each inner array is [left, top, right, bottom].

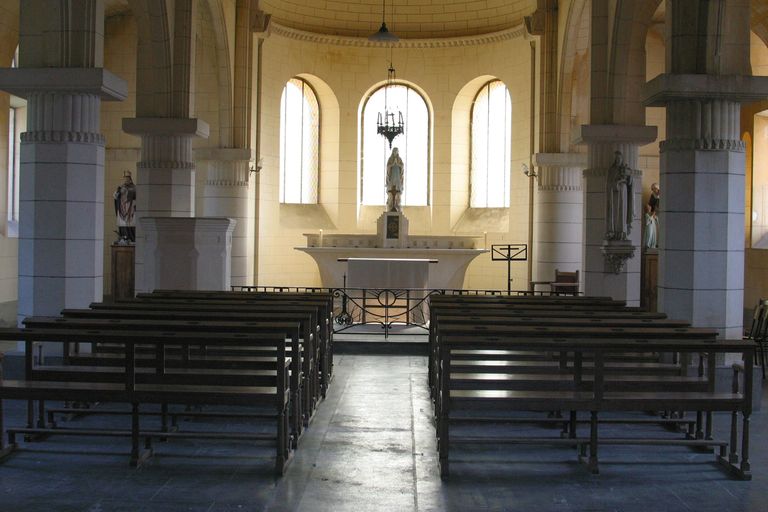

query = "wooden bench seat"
[[0, 327, 293, 475], [23, 315, 315, 433], [90, 298, 333, 397], [435, 334, 753, 480]]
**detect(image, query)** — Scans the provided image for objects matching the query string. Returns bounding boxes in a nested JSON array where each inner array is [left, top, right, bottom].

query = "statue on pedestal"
[[605, 151, 634, 241], [114, 171, 137, 243], [386, 147, 404, 212]]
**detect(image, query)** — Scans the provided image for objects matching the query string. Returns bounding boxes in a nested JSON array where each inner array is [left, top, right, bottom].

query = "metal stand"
[[491, 244, 528, 294]]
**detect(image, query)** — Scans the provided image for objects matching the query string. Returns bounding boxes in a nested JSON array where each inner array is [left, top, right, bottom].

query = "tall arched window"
[[470, 80, 511, 208], [7, 46, 24, 236], [279, 77, 319, 204], [361, 84, 429, 206]]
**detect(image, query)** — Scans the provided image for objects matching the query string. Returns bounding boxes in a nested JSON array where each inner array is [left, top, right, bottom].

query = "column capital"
[[0, 68, 127, 101], [573, 124, 657, 146], [643, 74, 768, 107]]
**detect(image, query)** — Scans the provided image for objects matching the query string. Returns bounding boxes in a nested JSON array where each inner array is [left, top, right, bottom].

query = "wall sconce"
[[522, 163, 537, 179]]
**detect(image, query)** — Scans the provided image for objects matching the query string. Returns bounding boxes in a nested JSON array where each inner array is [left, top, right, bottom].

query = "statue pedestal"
[[602, 239, 635, 274], [377, 211, 409, 248]]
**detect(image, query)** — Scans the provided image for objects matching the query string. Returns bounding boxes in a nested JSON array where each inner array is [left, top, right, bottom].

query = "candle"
[[319, 229, 324, 247]]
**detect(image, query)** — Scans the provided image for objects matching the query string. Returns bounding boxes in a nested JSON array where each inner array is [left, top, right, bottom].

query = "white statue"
[[605, 151, 634, 241], [643, 204, 658, 249], [386, 147, 404, 212]]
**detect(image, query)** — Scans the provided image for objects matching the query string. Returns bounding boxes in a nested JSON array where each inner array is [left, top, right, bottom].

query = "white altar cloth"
[[346, 258, 431, 289]]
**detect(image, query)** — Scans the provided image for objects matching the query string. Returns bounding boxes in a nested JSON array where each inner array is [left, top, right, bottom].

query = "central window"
[[361, 84, 429, 206]]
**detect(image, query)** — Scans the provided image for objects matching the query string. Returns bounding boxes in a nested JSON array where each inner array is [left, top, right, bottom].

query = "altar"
[[297, 211, 486, 290], [297, 145, 486, 290], [346, 258, 432, 289]]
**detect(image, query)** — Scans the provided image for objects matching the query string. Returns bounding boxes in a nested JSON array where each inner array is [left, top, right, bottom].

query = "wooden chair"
[[528, 269, 580, 295], [745, 298, 768, 379], [552, 269, 579, 295]]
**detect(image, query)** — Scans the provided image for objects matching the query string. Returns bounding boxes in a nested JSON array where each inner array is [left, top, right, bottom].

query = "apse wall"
[[257, 25, 534, 289]]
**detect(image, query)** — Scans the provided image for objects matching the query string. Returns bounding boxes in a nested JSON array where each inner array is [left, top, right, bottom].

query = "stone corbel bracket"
[[601, 239, 635, 274]]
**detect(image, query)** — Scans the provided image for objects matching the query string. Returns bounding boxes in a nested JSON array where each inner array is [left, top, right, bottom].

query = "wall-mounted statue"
[[605, 151, 634, 241], [114, 171, 136, 243], [386, 147, 404, 212]]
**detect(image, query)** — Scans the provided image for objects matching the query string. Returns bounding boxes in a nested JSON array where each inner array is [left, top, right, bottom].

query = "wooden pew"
[[60, 307, 322, 414], [22, 316, 310, 441], [138, 290, 334, 349], [427, 299, 688, 395], [91, 298, 334, 399], [435, 334, 753, 480], [0, 327, 293, 475]]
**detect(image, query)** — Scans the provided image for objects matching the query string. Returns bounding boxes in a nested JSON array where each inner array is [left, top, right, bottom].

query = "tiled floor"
[[1, 355, 767, 512]]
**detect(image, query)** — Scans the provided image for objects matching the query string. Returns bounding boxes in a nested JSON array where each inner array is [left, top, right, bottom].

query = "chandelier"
[[377, 63, 404, 148]]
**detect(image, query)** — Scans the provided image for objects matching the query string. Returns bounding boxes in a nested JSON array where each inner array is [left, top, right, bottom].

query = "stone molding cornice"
[[643, 74, 768, 107], [0, 68, 127, 101], [269, 21, 526, 49], [573, 125, 658, 147]]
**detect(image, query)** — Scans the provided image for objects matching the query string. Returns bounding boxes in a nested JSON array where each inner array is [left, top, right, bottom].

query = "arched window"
[[470, 80, 511, 208], [7, 46, 24, 236], [279, 77, 319, 204], [361, 84, 429, 206]]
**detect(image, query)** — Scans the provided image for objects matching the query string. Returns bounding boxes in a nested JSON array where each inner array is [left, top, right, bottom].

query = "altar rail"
[[231, 286, 580, 339]]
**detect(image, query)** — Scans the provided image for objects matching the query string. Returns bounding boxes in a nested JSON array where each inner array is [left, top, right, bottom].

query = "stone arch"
[[449, 75, 503, 222], [357, 78, 434, 207], [294, 73, 340, 213], [558, 0, 589, 151], [129, 0, 172, 117], [752, 1, 768, 48], [608, 0, 662, 125], [204, 0, 233, 147]]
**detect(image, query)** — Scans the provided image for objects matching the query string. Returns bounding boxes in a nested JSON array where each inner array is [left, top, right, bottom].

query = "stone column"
[[122, 117, 209, 293], [532, 153, 586, 283], [197, 148, 254, 286], [645, 78, 768, 337], [642, 0, 768, 337], [575, 125, 657, 305], [0, 0, 127, 325]]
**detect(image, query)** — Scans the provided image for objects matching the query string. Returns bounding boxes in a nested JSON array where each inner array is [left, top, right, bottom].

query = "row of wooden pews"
[[0, 289, 334, 475], [428, 293, 754, 480]]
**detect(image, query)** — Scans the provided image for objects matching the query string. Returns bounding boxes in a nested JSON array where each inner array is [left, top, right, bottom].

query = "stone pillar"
[[122, 117, 209, 293], [532, 153, 586, 283], [575, 125, 657, 305], [0, 0, 127, 325], [642, 0, 768, 337], [197, 148, 254, 286], [645, 77, 768, 337]]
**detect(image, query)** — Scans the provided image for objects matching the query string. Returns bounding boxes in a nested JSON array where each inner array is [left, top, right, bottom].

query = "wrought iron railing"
[[231, 285, 572, 339]]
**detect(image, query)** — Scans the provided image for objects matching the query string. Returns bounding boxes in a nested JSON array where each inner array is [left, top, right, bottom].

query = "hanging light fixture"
[[368, 0, 399, 42], [370, 0, 404, 148], [377, 64, 404, 148]]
